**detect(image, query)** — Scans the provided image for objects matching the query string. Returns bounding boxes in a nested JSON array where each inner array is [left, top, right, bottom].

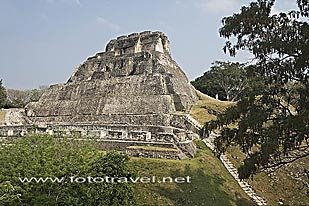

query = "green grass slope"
[[190, 91, 309, 206], [190, 90, 234, 125], [130, 141, 254, 206], [226, 146, 309, 206]]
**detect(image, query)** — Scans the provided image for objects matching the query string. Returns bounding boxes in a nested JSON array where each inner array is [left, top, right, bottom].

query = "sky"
[[0, 0, 297, 89]]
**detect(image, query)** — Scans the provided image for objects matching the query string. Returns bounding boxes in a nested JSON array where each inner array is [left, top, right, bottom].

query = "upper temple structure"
[[6, 31, 202, 158]]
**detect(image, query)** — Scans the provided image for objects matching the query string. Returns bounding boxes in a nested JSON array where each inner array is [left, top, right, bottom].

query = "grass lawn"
[[190, 90, 234, 125], [226, 146, 309, 206], [130, 141, 254, 206]]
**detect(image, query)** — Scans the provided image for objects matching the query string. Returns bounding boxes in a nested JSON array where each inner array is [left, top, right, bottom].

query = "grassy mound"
[[190, 91, 309, 205], [130, 141, 254, 206], [0, 135, 254, 205], [190, 90, 234, 125], [226, 146, 309, 206]]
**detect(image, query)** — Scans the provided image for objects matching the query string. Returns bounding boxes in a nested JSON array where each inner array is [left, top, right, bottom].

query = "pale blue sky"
[[0, 0, 296, 89]]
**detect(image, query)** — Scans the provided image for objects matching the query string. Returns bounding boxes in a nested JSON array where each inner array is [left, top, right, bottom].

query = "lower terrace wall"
[[125, 147, 185, 159], [0, 124, 198, 159]]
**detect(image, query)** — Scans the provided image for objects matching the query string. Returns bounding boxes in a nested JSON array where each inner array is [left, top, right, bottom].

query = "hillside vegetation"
[[130, 140, 254, 206], [226, 146, 309, 206], [190, 90, 234, 125], [190, 93, 309, 205], [0, 135, 253, 206]]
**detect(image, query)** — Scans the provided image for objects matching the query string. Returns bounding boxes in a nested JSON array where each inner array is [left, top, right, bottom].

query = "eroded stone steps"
[[203, 133, 268, 206]]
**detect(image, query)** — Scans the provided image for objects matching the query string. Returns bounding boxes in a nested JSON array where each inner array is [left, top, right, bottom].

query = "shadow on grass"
[[154, 164, 254, 206]]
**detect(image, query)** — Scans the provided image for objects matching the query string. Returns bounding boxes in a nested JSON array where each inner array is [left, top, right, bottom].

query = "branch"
[[277, 98, 297, 116], [261, 148, 309, 173]]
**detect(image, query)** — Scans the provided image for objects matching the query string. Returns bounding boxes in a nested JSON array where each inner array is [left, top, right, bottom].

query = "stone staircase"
[[203, 133, 268, 206], [184, 114, 203, 133], [185, 114, 203, 128], [220, 155, 268, 206]]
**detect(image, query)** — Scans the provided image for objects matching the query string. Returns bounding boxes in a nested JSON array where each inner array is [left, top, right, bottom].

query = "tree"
[[0, 80, 7, 108], [6, 88, 45, 108], [85, 152, 136, 206], [0, 135, 136, 205], [192, 61, 247, 101], [5, 89, 27, 108], [204, 0, 309, 180]]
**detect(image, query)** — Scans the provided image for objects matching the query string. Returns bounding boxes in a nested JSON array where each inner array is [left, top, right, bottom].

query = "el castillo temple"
[[0, 31, 204, 159]]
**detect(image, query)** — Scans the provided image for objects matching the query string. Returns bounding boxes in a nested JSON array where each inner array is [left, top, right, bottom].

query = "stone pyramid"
[[25, 31, 200, 158]]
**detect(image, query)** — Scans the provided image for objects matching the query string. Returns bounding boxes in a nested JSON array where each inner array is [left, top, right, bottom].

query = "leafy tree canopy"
[[0, 135, 136, 206], [192, 61, 247, 101], [6, 88, 45, 108], [204, 0, 309, 180]]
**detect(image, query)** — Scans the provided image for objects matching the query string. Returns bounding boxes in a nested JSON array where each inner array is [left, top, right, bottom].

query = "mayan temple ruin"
[[1, 31, 202, 159]]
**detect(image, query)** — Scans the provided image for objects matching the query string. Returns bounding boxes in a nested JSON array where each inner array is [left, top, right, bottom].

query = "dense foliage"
[[192, 61, 247, 101], [0, 136, 135, 206], [204, 0, 309, 179]]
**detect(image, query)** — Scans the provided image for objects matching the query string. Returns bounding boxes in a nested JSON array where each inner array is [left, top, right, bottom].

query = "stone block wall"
[[19, 31, 201, 159]]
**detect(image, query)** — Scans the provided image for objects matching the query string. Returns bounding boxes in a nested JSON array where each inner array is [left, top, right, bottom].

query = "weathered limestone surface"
[[22, 31, 200, 157], [1, 109, 28, 126]]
